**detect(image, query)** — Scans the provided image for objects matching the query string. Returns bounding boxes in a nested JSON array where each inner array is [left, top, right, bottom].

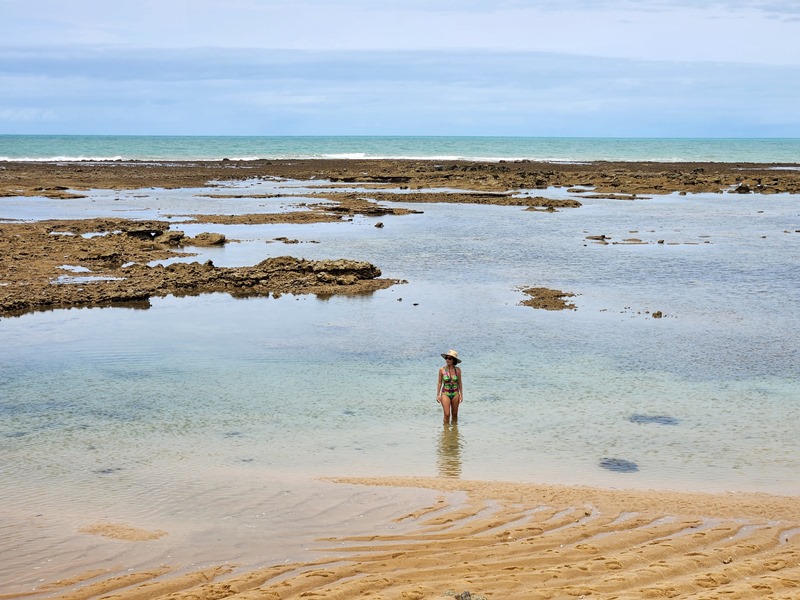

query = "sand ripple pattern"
[[22, 478, 800, 600]]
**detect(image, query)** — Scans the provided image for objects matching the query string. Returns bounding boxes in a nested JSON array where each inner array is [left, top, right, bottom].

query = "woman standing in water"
[[437, 350, 463, 423]]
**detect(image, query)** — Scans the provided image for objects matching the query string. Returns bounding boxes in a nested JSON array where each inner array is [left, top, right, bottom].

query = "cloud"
[[1, 1, 798, 64], [1, 46, 798, 135], [1, 2, 798, 135], [0, 107, 56, 122]]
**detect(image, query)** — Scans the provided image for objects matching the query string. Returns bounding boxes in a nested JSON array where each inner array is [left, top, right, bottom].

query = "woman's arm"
[[436, 368, 443, 402], [457, 367, 463, 399]]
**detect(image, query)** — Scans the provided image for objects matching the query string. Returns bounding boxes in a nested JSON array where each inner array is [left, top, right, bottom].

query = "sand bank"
[[8, 477, 799, 600]]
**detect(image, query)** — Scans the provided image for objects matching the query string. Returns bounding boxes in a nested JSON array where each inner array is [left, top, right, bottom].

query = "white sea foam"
[[316, 153, 592, 163], [0, 153, 703, 164], [320, 152, 369, 159], [0, 155, 127, 162]]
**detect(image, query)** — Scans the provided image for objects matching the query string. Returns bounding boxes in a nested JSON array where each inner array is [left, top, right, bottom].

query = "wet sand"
[[7, 477, 799, 600], [3, 159, 800, 598]]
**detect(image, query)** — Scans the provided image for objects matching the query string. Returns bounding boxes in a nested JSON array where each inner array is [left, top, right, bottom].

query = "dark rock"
[[518, 287, 576, 311], [93, 467, 123, 475], [629, 414, 679, 426], [600, 458, 639, 473], [190, 232, 226, 246], [126, 229, 163, 240], [156, 230, 185, 245]]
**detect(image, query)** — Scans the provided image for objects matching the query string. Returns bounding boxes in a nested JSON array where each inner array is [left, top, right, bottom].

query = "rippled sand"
[[8, 477, 799, 600]]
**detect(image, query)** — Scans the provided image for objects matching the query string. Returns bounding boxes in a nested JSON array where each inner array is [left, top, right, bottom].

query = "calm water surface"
[[1, 178, 799, 589]]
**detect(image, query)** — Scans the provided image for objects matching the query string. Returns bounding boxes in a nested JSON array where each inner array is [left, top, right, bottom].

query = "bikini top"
[[442, 369, 459, 386]]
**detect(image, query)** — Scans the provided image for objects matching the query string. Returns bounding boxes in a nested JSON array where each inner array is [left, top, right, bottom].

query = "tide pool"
[[2, 178, 798, 505]]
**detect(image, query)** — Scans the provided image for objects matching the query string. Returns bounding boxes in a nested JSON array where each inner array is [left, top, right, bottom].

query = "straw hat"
[[441, 349, 461, 364]]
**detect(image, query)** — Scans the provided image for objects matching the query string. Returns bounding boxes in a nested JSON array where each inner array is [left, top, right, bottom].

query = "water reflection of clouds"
[[437, 423, 463, 478]]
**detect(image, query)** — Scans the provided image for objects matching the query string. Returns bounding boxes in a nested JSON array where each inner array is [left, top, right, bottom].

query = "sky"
[[1, 0, 799, 137]]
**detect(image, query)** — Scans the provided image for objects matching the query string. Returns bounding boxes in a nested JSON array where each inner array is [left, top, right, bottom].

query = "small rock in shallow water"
[[629, 414, 679, 426], [93, 467, 123, 475], [600, 458, 639, 473]]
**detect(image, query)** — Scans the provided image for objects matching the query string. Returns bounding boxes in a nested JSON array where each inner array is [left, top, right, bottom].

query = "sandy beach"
[[2, 159, 800, 599], [5, 477, 799, 600]]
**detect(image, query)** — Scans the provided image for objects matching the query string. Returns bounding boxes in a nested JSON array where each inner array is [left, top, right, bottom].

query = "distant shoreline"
[[3, 158, 800, 198]]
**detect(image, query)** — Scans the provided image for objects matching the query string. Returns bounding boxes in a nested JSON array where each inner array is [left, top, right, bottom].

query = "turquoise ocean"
[[2, 134, 800, 163], [1, 136, 799, 592]]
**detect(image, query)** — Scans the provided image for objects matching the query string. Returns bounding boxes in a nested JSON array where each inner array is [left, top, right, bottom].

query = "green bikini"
[[441, 369, 460, 400]]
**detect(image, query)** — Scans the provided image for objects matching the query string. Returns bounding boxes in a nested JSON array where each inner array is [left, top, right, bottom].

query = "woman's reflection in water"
[[437, 423, 463, 478]]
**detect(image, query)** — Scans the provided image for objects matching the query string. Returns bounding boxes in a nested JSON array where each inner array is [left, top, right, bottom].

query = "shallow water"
[[1, 179, 799, 590]]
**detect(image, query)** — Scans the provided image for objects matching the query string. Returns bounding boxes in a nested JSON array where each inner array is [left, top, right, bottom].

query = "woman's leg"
[[450, 394, 461, 422], [440, 395, 453, 423]]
